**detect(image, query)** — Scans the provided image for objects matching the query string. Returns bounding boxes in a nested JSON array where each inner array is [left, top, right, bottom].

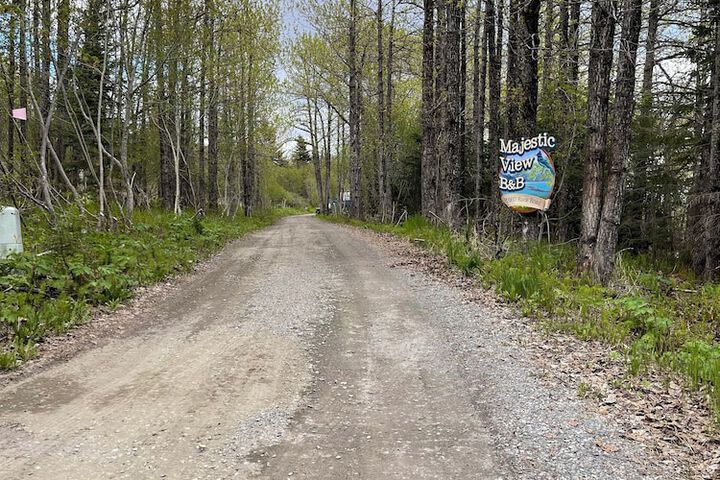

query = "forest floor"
[[0, 215, 709, 479]]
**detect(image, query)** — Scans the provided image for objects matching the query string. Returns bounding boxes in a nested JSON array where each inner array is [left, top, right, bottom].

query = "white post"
[[0, 207, 24, 258]]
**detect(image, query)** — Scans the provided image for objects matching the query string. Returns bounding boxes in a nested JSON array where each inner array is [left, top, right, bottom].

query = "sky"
[[276, 0, 313, 155], [280, 0, 313, 43]]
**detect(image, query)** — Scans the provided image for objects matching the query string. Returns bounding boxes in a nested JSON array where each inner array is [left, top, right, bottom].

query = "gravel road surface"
[[0, 215, 672, 479]]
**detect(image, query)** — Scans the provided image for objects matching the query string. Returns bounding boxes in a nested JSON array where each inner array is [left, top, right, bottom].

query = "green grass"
[[322, 214, 720, 420], [0, 207, 301, 369]]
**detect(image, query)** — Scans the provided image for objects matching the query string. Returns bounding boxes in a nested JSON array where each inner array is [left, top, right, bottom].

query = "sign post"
[[0, 207, 23, 259]]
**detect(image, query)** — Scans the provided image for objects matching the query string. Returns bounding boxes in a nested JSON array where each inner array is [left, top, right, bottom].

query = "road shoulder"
[[333, 222, 717, 479]]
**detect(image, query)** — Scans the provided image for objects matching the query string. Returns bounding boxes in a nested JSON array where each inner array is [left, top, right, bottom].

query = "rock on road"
[[0, 215, 669, 479]]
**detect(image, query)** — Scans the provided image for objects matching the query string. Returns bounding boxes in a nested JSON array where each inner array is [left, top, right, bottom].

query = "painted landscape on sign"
[[499, 146, 556, 213]]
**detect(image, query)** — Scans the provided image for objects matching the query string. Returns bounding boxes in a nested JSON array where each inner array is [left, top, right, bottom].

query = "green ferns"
[[679, 341, 720, 412], [483, 246, 566, 311]]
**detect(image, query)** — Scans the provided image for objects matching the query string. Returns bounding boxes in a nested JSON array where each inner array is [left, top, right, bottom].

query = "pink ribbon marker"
[[11, 108, 27, 120]]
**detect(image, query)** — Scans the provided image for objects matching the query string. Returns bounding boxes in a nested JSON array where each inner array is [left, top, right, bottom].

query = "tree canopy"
[[1, 0, 719, 281]]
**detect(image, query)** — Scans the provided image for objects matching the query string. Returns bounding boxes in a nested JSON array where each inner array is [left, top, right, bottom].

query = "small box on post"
[[0, 207, 23, 259]]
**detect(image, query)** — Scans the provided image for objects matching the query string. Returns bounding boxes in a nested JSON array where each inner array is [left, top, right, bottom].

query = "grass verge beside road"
[[0, 207, 301, 369], [322, 214, 720, 421]]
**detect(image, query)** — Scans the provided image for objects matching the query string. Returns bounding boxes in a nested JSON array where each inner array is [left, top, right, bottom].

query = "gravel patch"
[[402, 271, 663, 479], [347, 224, 715, 479]]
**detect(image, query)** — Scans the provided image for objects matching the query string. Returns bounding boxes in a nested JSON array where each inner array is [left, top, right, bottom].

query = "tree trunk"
[[635, 0, 659, 240], [168, 1, 181, 214], [208, 41, 220, 211], [559, 1, 569, 73], [691, 45, 711, 276], [593, 0, 643, 283], [119, 28, 135, 215], [459, 1, 468, 213], [384, 0, 396, 220], [180, 65, 193, 208], [325, 103, 332, 213], [37, 0, 51, 193], [435, 4, 446, 211], [349, 0, 363, 219], [704, 13, 720, 280], [473, 0, 489, 222], [32, 0, 39, 108], [197, 0, 210, 210], [555, 0, 570, 240], [376, 0, 386, 220], [505, 0, 519, 139], [56, 0, 69, 187], [568, 0, 580, 85], [6, 2, 16, 168], [198, 54, 206, 209], [578, 0, 616, 271], [518, 0, 540, 136], [541, 0, 554, 98], [244, 67, 257, 217], [97, 29, 109, 225], [488, 0, 502, 221], [421, 0, 436, 218], [516, 0, 541, 240], [158, 98, 173, 209], [236, 59, 247, 216], [309, 99, 324, 213], [173, 101, 182, 215], [19, 0, 28, 165], [40, 0, 50, 120], [225, 145, 237, 215], [155, 3, 173, 211], [441, 0, 462, 228], [641, 0, 659, 114], [337, 116, 344, 204]]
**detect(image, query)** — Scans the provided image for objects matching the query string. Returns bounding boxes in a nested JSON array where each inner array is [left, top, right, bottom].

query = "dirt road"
[[0, 216, 669, 479]]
